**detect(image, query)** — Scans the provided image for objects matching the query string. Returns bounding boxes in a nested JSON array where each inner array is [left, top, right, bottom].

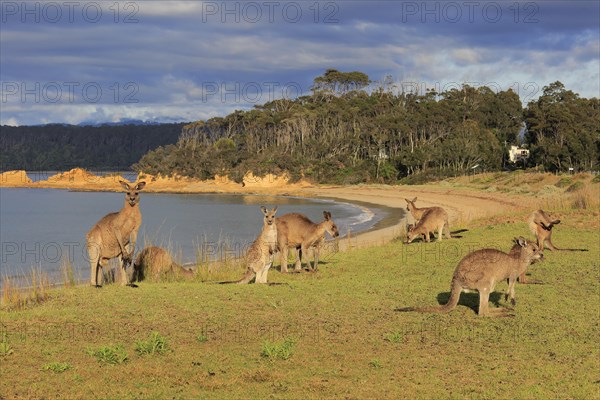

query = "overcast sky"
[[1, 0, 598, 126]]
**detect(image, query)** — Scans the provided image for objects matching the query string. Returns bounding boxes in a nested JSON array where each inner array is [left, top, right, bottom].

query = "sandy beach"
[[0, 168, 528, 251]]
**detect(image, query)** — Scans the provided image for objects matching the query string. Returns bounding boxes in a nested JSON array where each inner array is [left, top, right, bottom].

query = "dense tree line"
[[524, 81, 599, 172], [0, 123, 185, 171], [140, 70, 599, 184], [3, 71, 596, 182]]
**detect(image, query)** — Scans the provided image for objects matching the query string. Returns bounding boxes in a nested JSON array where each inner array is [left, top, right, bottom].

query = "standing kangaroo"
[[132, 246, 194, 282], [405, 197, 431, 222], [276, 211, 340, 273], [86, 180, 146, 287], [235, 206, 278, 284], [397, 237, 543, 316], [406, 207, 450, 243], [528, 209, 561, 251]]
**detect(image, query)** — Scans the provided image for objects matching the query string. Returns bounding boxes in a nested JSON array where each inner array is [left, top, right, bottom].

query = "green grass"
[[0, 333, 14, 357], [135, 332, 169, 356], [86, 345, 128, 365], [384, 331, 404, 344], [0, 214, 598, 398], [196, 333, 209, 343], [261, 337, 296, 360], [42, 362, 72, 373]]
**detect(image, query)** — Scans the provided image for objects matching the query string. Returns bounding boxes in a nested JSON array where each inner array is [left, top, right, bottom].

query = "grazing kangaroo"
[[397, 237, 543, 316], [86, 180, 146, 287], [528, 209, 561, 251], [132, 246, 194, 282], [406, 207, 450, 243], [235, 206, 278, 284], [276, 211, 340, 273]]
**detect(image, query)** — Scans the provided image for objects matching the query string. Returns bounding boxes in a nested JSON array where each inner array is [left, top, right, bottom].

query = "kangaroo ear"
[[515, 236, 528, 247], [261, 206, 268, 215], [412, 197, 417, 203], [323, 211, 331, 221], [135, 181, 146, 191], [272, 206, 278, 215], [119, 180, 131, 191], [404, 198, 410, 203]]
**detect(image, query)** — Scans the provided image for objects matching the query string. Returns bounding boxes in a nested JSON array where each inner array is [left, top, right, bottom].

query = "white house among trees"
[[509, 145, 530, 163]]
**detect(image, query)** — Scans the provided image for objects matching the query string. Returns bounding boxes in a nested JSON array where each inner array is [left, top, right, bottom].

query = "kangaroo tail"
[[217, 269, 255, 284], [396, 279, 461, 314], [557, 248, 589, 252]]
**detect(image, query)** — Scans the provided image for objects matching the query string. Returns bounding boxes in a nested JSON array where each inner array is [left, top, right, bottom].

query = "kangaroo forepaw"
[[510, 298, 516, 306]]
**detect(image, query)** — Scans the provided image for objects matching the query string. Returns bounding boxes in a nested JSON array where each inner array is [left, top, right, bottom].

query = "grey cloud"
[[1, 0, 598, 125]]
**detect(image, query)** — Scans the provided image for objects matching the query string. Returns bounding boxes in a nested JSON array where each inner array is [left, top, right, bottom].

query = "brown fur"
[[235, 206, 278, 284], [132, 246, 193, 282], [528, 209, 561, 251], [276, 211, 339, 272], [398, 237, 543, 316], [406, 207, 450, 243], [86, 180, 146, 287], [405, 197, 431, 222]]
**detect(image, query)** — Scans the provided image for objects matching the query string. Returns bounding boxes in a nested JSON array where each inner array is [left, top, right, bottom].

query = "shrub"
[[86, 345, 128, 365], [135, 332, 169, 356], [0, 333, 13, 357], [261, 337, 296, 360], [43, 362, 72, 373], [555, 177, 572, 188], [566, 181, 584, 193], [384, 331, 404, 344]]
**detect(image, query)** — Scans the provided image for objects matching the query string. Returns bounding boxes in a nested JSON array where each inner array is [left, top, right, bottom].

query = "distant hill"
[[76, 117, 188, 127], [0, 123, 187, 171]]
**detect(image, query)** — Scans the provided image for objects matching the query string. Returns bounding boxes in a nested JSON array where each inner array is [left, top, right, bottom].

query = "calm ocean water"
[[0, 187, 386, 283]]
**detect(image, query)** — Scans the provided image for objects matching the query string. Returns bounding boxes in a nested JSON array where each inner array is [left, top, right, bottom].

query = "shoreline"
[[2, 168, 550, 250], [0, 168, 532, 253]]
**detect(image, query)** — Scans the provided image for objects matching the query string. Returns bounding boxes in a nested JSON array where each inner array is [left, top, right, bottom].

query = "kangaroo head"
[[322, 211, 340, 238], [260, 206, 278, 226], [120, 180, 146, 207], [406, 224, 417, 243], [405, 197, 417, 211], [513, 236, 543, 263]]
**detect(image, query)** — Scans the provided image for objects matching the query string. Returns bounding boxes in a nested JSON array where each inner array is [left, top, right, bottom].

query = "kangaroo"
[[235, 206, 278, 284], [397, 237, 543, 316], [406, 207, 450, 243], [276, 211, 340, 273], [528, 209, 561, 251], [405, 197, 431, 222], [86, 180, 146, 287], [132, 246, 194, 282]]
